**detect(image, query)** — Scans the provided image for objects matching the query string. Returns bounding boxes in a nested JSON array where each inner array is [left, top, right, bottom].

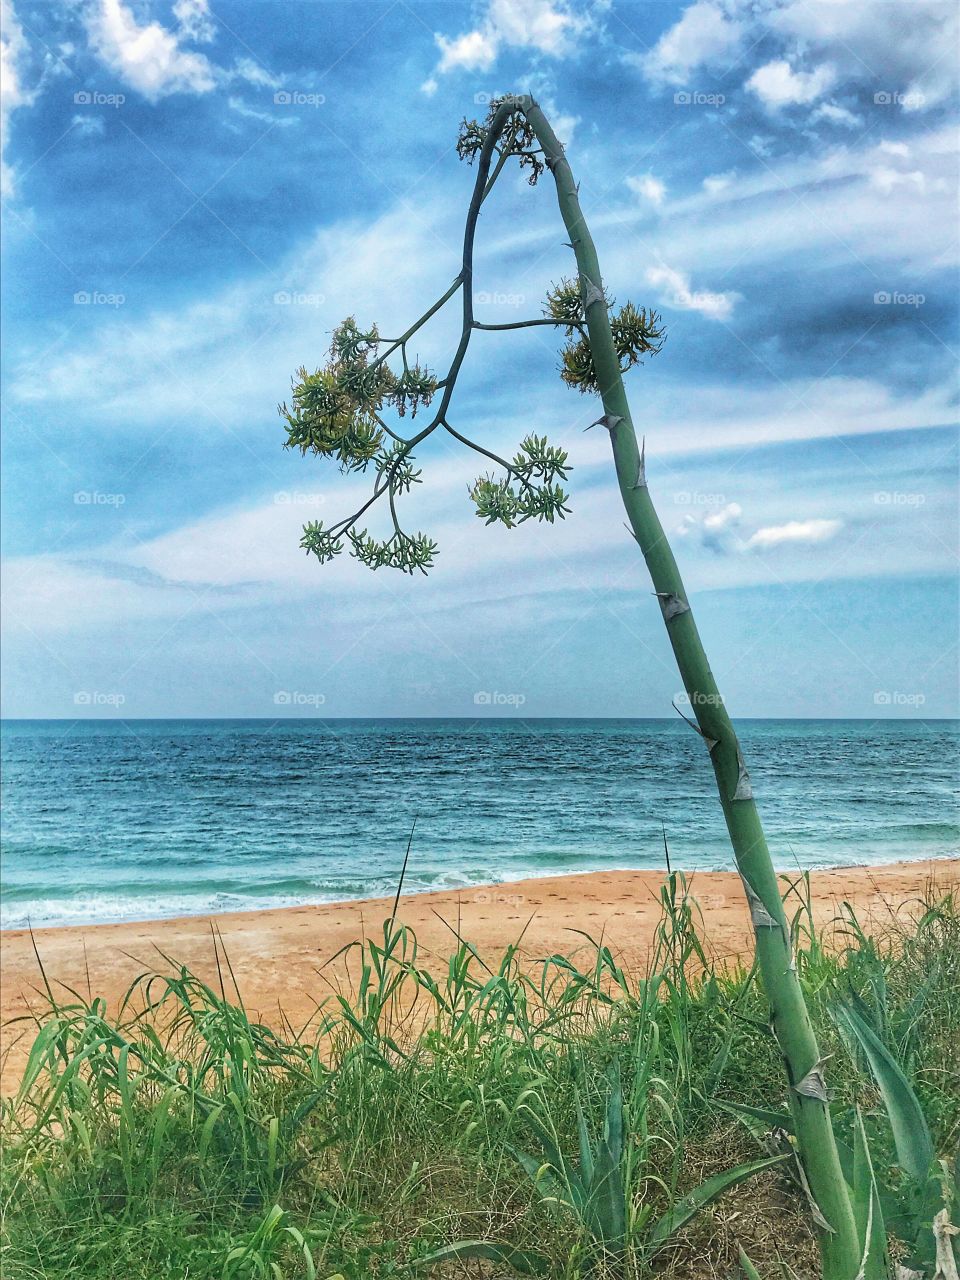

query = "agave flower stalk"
[[281, 95, 860, 1276]]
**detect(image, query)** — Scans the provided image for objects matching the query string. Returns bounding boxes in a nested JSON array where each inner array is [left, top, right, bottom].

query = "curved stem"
[[472, 318, 586, 333], [505, 95, 860, 1277]]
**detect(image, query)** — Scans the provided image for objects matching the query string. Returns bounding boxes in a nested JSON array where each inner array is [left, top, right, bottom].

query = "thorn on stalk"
[[793, 1058, 833, 1103], [654, 591, 690, 622], [738, 873, 779, 930], [579, 275, 605, 310], [633, 438, 646, 489], [731, 743, 753, 801], [584, 413, 623, 434], [671, 700, 718, 752]]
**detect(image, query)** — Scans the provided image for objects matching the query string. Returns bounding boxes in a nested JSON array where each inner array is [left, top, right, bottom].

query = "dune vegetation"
[[2, 874, 958, 1279]]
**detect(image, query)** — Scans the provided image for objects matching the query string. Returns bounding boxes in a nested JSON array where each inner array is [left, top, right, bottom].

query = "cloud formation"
[[430, 0, 586, 77], [746, 60, 835, 108], [84, 0, 217, 99], [746, 518, 843, 549]]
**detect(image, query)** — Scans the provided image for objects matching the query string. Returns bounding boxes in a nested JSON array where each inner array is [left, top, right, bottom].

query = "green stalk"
[[508, 95, 861, 1277]]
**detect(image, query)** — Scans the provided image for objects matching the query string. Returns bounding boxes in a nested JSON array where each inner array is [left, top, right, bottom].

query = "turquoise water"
[[1, 718, 957, 929]]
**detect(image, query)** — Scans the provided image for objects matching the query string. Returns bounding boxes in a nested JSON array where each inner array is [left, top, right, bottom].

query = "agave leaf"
[[851, 1106, 891, 1280], [738, 1247, 763, 1280], [603, 1060, 624, 1166], [648, 1152, 791, 1250], [715, 1098, 795, 1138], [586, 1136, 626, 1245], [833, 1002, 934, 1183], [581, 1060, 626, 1244], [519, 1104, 587, 1210], [415, 1240, 549, 1274], [575, 1093, 595, 1189], [510, 1145, 569, 1205]]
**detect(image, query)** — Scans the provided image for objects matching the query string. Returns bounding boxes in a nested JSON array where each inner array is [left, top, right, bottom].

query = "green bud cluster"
[[545, 279, 665, 394], [279, 318, 438, 470], [348, 528, 438, 574], [470, 434, 571, 528], [457, 97, 545, 186]]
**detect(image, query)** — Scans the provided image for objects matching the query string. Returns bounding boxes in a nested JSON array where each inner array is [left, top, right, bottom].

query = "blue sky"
[[1, 0, 957, 719]]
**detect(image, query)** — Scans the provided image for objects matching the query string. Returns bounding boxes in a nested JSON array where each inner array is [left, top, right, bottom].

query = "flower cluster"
[[544, 280, 665, 394], [470, 434, 571, 528], [279, 318, 438, 470], [457, 97, 545, 186]]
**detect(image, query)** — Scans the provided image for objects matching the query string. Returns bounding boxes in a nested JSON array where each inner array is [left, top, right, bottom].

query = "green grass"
[[2, 875, 958, 1279]]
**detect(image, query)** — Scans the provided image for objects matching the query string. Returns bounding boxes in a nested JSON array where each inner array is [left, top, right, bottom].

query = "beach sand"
[[2, 858, 957, 1093]]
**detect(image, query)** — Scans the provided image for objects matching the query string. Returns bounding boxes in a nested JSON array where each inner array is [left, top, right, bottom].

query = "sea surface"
[[1, 718, 957, 929]]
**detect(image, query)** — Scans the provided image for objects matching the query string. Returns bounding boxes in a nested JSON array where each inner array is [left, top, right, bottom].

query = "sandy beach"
[[2, 857, 957, 1092]]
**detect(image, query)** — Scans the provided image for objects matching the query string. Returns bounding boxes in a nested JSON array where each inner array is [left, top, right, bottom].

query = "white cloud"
[[71, 113, 106, 137], [746, 518, 842, 549], [638, 1, 742, 86], [704, 502, 742, 533], [870, 166, 925, 195], [811, 102, 861, 128], [637, 1, 957, 115], [702, 170, 736, 196], [172, 0, 216, 44], [645, 263, 739, 320], [232, 57, 280, 90], [678, 501, 743, 551], [227, 96, 294, 127], [436, 28, 498, 74], [626, 173, 666, 206], [0, 0, 37, 196], [84, 0, 216, 100], [432, 0, 585, 75], [746, 59, 835, 108], [766, 0, 958, 112]]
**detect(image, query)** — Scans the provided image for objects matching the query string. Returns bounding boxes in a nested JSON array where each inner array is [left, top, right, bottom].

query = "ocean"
[[1, 718, 957, 929]]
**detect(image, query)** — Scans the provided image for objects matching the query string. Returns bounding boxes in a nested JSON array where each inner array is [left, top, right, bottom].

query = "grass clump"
[[1, 877, 958, 1279]]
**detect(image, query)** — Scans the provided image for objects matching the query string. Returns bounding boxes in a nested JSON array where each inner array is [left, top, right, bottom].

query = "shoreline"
[[3, 858, 958, 1092], [3, 848, 957, 935]]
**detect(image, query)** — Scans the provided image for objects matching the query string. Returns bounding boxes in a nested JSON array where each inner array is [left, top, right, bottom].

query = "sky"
[[1, 0, 957, 720]]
